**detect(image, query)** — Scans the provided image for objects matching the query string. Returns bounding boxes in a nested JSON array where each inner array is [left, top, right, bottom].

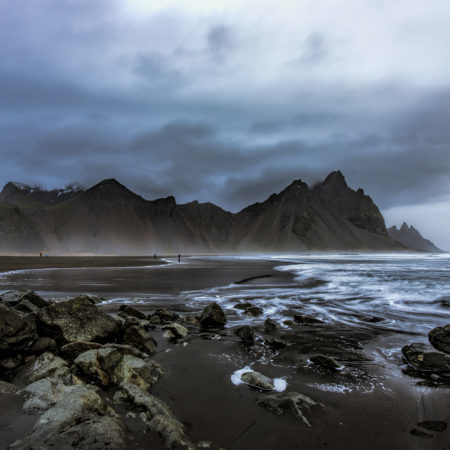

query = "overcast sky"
[[1, 0, 449, 249]]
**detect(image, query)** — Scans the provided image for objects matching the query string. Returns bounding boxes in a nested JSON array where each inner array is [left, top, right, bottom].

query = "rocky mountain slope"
[[0, 171, 418, 254], [388, 222, 443, 252]]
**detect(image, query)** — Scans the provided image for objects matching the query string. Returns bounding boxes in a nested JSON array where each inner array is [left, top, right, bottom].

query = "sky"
[[0, 0, 449, 249]]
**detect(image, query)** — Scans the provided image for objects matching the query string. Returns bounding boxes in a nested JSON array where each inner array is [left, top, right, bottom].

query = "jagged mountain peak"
[[320, 170, 348, 189], [388, 223, 442, 252]]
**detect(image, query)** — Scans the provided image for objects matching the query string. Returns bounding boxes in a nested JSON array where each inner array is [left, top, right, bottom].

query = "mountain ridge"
[[0, 171, 438, 254], [387, 222, 442, 252]]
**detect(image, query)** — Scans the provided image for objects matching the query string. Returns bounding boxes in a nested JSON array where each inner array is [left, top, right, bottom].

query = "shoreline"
[[0, 255, 448, 449]]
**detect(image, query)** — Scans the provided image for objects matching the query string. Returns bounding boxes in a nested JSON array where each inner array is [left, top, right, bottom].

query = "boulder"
[[199, 302, 226, 329], [233, 302, 252, 310], [111, 354, 165, 390], [264, 318, 278, 333], [121, 324, 157, 354], [240, 371, 274, 390], [0, 380, 18, 394], [177, 315, 198, 325], [243, 306, 263, 317], [121, 383, 193, 449], [402, 343, 450, 374], [14, 299, 41, 314], [60, 341, 103, 360], [309, 354, 342, 371], [0, 303, 36, 358], [27, 352, 70, 384], [119, 305, 147, 320], [264, 338, 286, 350], [0, 355, 24, 374], [149, 308, 179, 325], [162, 322, 188, 339], [10, 384, 126, 449], [1, 289, 50, 309], [75, 347, 164, 390], [293, 314, 323, 325], [235, 326, 255, 344], [256, 391, 319, 427], [31, 337, 58, 354], [75, 348, 116, 387], [429, 324, 450, 354], [36, 296, 119, 344]]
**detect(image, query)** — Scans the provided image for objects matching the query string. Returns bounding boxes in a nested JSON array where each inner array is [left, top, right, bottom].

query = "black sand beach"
[[0, 256, 449, 450]]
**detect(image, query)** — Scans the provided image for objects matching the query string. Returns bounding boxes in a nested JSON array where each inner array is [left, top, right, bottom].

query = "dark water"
[[1, 253, 448, 335]]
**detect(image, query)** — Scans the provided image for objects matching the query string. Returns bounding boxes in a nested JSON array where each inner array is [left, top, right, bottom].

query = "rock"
[[0, 380, 18, 394], [243, 306, 263, 317], [177, 315, 198, 325], [121, 324, 157, 354], [149, 308, 179, 324], [60, 341, 103, 360], [293, 314, 323, 324], [14, 299, 41, 314], [429, 324, 450, 354], [112, 389, 128, 404], [264, 318, 278, 333], [235, 326, 255, 344], [233, 302, 252, 310], [121, 383, 193, 449], [162, 322, 188, 339], [75, 348, 115, 387], [76, 293, 103, 304], [264, 338, 286, 350], [149, 315, 162, 325], [283, 320, 295, 327], [36, 296, 119, 344], [104, 343, 147, 359], [1, 289, 50, 309], [309, 354, 342, 371], [0, 303, 36, 358], [163, 330, 176, 340], [111, 354, 165, 390], [0, 355, 23, 373], [418, 420, 447, 432], [20, 361, 83, 413], [256, 392, 319, 427], [31, 337, 58, 354], [199, 302, 226, 329], [75, 347, 164, 390], [27, 352, 70, 384], [402, 343, 450, 374], [11, 384, 126, 449], [240, 371, 274, 390], [119, 305, 147, 320], [410, 428, 433, 439]]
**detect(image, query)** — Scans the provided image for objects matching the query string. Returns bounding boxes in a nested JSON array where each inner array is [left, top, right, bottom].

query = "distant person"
[[178, 254, 181, 262], [154, 253, 157, 259], [39, 252, 43, 257]]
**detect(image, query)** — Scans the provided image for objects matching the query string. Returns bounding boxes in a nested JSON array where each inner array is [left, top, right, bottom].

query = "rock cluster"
[[402, 323, 450, 384], [0, 290, 226, 449]]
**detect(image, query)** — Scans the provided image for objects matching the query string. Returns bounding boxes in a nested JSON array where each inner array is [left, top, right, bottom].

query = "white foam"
[[230, 366, 287, 392]]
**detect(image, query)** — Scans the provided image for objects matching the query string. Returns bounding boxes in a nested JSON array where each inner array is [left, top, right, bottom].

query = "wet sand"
[[0, 256, 449, 449]]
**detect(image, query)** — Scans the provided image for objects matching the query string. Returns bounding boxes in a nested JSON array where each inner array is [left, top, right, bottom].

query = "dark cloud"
[[0, 0, 449, 247]]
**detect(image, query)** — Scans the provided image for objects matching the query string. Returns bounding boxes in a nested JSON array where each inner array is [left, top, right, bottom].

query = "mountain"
[[231, 172, 397, 251], [0, 202, 44, 253], [387, 223, 443, 252], [0, 182, 84, 211], [0, 172, 414, 254]]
